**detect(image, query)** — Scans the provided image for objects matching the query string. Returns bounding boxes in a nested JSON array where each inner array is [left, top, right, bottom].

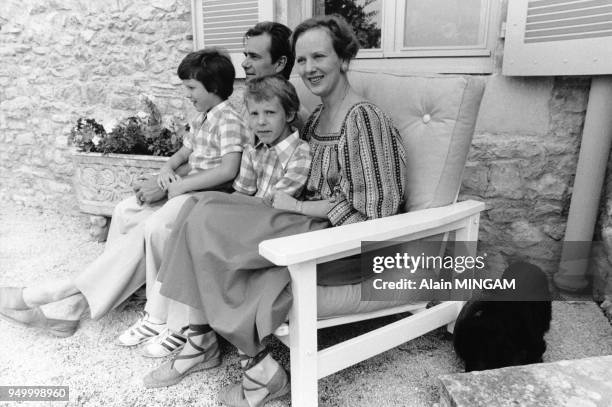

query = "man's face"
[[242, 33, 283, 79]]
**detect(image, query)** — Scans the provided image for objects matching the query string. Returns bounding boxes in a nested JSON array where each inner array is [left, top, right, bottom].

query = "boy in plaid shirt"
[[233, 75, 311, 202]]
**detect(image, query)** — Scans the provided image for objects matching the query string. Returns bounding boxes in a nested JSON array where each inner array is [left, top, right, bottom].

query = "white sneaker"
[[116, 312, 166, 347], [140, 327, 187, 358]]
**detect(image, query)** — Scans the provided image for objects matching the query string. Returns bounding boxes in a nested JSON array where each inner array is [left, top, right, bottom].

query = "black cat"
[[453, 261, 552, 372]]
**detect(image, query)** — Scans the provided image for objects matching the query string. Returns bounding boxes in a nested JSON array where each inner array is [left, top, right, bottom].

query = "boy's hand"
[[271, 191, 297, 212], [134, 175, 167, 205], [167, 180, 185, 200], [157, 166, 179, 190]]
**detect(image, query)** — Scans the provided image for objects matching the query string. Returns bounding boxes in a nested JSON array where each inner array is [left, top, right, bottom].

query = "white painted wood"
[[504, 0, 612, 76], [454, 213, 481, 250], [257, 0, 274, 20], [446, 302, 465, 334], [191, 0, 205, 49], [259, 200, 485, 265], [316, 302, 428, 329], [316, 302, 461, 379], [270, 202, 483, 404], [287, 260, 318, 407]]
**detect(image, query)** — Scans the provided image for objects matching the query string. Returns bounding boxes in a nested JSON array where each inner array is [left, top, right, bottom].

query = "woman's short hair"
[[177, 48, 235, 100], [291, 15, 360, 61], [244, 75, 300, 120]]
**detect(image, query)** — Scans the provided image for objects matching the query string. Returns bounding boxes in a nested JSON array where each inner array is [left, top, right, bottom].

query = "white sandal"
[[116, 312, 165, 347], [140, 326, 188, 358]]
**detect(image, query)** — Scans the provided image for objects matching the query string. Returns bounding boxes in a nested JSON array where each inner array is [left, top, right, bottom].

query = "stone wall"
[[0, 0, 194, 211], [462, 76, 589, 274], [0, 1, 595, 275]]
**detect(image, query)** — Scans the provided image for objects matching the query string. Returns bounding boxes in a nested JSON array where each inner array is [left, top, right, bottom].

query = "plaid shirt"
[[183, 100, 251, 172], [233, 130, 311, 201]]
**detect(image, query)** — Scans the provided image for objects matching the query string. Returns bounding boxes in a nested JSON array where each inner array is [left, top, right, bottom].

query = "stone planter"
[[72, 152, 169, 216]]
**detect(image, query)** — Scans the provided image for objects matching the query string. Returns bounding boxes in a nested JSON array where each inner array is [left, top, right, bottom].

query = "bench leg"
[[288, 260, 318, 407]]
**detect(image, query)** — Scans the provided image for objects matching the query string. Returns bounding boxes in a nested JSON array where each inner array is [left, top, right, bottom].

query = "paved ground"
[[1, 202, 612, 407]]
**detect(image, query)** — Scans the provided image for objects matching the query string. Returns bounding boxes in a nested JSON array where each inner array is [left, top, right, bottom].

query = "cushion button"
[[423, 114, 431, 124]]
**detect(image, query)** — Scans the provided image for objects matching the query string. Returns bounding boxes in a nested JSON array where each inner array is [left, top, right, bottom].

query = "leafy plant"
[[69, 96, 188, 157]]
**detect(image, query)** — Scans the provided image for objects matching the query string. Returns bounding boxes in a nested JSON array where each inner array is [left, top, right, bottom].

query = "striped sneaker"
[[140, 327, 188, 358], [116, 312, 165, 347]]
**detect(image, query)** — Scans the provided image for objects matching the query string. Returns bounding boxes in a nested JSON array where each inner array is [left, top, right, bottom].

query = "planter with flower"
[[70, 97, 188, 238]]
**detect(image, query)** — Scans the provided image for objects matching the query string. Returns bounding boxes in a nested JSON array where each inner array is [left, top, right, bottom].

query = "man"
[[242, 21, 293, 80]]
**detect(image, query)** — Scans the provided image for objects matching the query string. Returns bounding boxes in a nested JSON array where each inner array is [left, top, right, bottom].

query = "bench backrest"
[[291, 70, 485, 212]]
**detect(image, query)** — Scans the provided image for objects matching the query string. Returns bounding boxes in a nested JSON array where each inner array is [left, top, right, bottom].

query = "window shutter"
[[504, 0, 612, 76], [191, 0, 274, 78]]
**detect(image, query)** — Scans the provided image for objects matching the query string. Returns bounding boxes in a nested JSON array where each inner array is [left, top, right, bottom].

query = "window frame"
[[313, 0, 502, 74]]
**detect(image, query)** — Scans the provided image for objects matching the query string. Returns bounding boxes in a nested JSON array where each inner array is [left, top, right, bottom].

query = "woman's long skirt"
[[158, 191, 332, 355]]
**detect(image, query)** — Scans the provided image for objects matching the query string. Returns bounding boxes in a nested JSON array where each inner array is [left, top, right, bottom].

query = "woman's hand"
[[157, 166, 179, 190], [272, 191, 299, 212]]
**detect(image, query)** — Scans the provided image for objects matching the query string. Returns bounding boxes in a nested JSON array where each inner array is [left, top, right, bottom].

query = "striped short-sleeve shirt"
[[183, 100, 252, 172]]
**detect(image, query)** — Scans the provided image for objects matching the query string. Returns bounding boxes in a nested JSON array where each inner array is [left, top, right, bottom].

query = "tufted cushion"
[[291, 70, 485, 212]]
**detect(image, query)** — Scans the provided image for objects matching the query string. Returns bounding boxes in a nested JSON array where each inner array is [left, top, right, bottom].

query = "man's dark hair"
[[245, 22, 294, 79], [177, 48, 235, 100]]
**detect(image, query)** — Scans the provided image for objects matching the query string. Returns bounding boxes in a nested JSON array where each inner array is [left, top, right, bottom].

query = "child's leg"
[[22, 278, 79, 307], [142, 194, 196, 322], [106, 196, 160, 248]]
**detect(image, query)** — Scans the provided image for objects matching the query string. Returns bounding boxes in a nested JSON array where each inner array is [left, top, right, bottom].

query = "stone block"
[[542, 221, 566, 240], [487, 206, 526, 223], [51, 114, 73, 124], [475, 75, 553, 136], [45, 179, 72, 194], [134, 5, 155, 20], [439, 356, 612, 407], [14, 133, 36, 145], [533, 202, 563, 217], [7, 120, 27, 130], [0, 47, 17, 57], [487, 162, 524, 199], [81, 29, 95, 42], [152, 0, 176, 11], [526, 173, 568, 200], [510, 220, 547, 244], [1, 23, 23, 34], [110, 96, 139, 110]]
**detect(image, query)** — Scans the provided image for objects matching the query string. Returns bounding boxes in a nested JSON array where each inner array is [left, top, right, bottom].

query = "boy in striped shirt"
[[233, 75, 311, 202]]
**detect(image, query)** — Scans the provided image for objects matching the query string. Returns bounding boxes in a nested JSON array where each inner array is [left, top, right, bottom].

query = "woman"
[[147, 15, 407, 407]]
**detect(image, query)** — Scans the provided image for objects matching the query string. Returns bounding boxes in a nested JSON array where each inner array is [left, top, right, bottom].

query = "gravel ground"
[[1, 202, 612, 407]]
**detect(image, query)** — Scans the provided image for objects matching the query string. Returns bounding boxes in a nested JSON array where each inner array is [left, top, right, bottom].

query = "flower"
[[69, 97, 187, 157]]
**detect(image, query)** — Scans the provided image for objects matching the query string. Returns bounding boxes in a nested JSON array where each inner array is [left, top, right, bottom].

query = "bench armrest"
[[259, 200, 485, 266]]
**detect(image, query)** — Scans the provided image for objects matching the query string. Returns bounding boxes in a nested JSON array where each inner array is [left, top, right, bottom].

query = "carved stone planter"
[[72, 152, 168, 240]]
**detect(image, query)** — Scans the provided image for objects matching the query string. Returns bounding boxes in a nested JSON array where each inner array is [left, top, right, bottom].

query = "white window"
[[311, 0, 502, 74], [190, 0, 274, 78]]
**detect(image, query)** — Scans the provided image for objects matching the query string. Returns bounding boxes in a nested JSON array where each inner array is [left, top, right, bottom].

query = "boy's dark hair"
[[244, 75, 300, 122], [177, 48, 235, 100], [245, 22, 294, 79], [291, 15, 360, 62]]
